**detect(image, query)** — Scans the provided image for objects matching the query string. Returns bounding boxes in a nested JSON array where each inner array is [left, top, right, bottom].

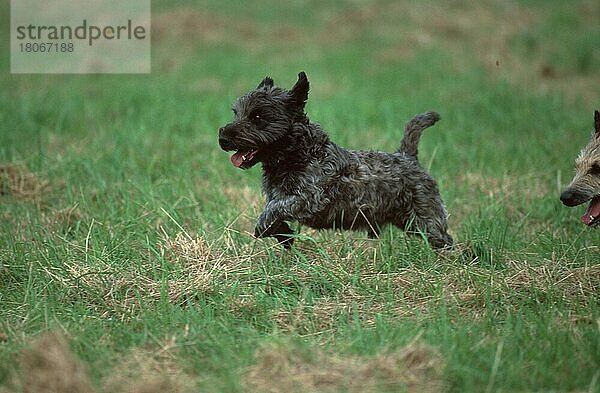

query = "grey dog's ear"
[[289, 71, 309, 108], [594, 110, 600, 139], [257, 76, 274, 90]]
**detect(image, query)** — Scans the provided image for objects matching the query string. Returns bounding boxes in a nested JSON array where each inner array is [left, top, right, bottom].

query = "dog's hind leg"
[[393, 209, 452, 249]]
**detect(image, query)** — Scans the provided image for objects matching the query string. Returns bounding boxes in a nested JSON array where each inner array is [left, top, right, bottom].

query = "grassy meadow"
[[1, 0, 599, 391]]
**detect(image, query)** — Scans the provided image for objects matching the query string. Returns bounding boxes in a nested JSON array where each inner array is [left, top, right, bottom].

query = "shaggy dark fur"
[[560, 110, 600, 227], [219, 72, 453, 249]]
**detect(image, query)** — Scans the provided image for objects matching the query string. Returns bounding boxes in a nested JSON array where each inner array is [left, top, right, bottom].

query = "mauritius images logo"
[[11, 0, 150, 74]]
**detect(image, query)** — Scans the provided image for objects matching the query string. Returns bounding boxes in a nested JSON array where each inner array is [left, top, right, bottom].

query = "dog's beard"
[[226, 126, 291, 170], [581, 195, 600, 226]]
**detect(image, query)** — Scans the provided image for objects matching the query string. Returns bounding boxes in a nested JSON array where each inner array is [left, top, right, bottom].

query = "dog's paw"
[[254, 219, 290, 237], [254, 222, 270, 238], [274, 233, 294, 249], [254, 220, 295, 248], [254, 213, 273, 238], [271, 221, 294, 248], [254, 226, 265, 238]]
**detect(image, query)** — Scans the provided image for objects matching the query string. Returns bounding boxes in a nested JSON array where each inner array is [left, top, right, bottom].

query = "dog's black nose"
[[218, 127, 228, 147], [560, 189, 581, 207], [218, 127, 235, 150]]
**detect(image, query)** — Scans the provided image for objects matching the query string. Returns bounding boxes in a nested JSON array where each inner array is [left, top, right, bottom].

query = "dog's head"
[[218, 72, 310, 169], [560, 110, 600, 227]]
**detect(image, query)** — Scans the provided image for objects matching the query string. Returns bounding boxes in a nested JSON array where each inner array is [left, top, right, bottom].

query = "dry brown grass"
[[272, 284, 388, 335], [266, 247, 465, 331], [16, 332, 96, 393], [244, 341, 444, 393], [40, 205, 83, 235], [6, 331, 444, 393], [269, 243, 600, 331], [159, 231, 223, 294], [103, 345, 196, 393], [45, 230, 245, 318], [503, 257, 600, 304], [6, 332, 197, 393], [0, 164, 50, 202]]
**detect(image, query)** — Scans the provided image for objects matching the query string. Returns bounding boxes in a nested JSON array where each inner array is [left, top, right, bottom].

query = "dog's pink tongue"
[[581, 196, 600, 225], [230, 152, 244, 168]]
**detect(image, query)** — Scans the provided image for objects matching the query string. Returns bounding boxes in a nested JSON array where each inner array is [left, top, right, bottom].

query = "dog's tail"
[[398, 111, 441, 161]]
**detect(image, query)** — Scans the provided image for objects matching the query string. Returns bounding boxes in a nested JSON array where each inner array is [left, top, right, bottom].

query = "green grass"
[[1, 0, 599, 392]]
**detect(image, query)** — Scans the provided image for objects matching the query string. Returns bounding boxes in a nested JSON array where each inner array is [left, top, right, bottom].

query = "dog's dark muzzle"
[[219, 126, 236, 151], [560, 189, 589, 207]]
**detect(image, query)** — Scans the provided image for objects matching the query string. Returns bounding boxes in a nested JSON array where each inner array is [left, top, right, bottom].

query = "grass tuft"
[[244, 341, 444, 393], [14, 332, 95, 393], [0, 163, 50, 202]]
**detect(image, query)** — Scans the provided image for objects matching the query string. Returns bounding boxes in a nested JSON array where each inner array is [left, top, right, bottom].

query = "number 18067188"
[[18, 42, 74, 52]]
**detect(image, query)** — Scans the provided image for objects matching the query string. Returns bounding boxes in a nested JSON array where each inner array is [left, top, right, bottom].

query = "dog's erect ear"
[[594, 110, 600, 139], [289, 71, 309, 108], [257, 76, 274, 90]]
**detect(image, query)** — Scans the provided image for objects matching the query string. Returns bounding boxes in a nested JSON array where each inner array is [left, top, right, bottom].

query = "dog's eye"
[[249, 112, 263, 124], [589, 163, 600, 175]]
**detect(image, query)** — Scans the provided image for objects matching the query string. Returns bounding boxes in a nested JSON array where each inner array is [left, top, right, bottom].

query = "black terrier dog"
[[219, 72, 452, 249]]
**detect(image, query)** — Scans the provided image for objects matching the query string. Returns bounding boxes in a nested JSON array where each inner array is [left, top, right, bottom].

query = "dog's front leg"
[[255, 198, 294, 245], [255, 196, 312, 248], [266, 220, 295, 249]]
